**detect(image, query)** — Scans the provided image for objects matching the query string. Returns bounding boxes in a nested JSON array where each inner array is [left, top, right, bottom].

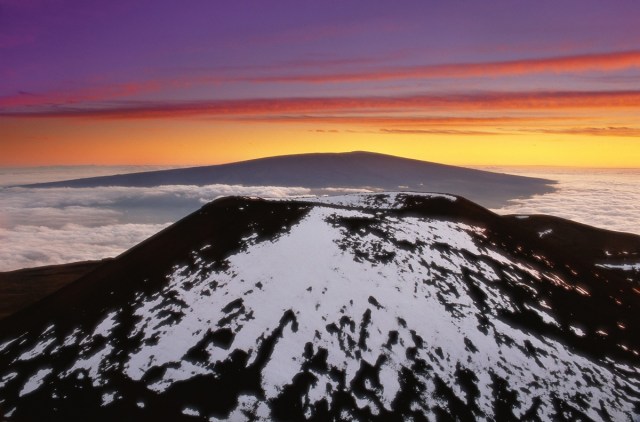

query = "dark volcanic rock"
[[0, 193, 638, 421], [0, 260, 106, 320]]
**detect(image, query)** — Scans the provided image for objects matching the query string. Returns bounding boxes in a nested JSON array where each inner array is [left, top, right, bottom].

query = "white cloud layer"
[[0, 168, 638, 271], [0, 223, 169, 271], [0, 184, 313, 228], [489, 168, 640, 235], [0, 184, 312, 271]]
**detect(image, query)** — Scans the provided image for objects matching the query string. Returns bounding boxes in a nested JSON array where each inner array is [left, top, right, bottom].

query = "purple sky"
[[1, 0, 640, 166], [3, 0, 639, 101]]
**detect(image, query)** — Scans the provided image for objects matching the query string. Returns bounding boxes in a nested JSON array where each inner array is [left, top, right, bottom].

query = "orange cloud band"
[[520, 126, 640, 137], [3, 51, 638, 111], [237, 115, 584, 127], [3, 90, 639, 120]]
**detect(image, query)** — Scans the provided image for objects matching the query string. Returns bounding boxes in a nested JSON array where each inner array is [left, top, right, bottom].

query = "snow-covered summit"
[[0, 193, 638, 421]]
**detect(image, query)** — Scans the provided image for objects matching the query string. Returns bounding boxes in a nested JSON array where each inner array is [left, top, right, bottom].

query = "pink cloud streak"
[[247, 50, 640, 83], [2, 90, 638, 120]]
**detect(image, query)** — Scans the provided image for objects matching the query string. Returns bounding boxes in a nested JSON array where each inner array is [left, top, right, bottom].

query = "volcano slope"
[[0, 193, 638, 421], [24, 151, 555, 208]]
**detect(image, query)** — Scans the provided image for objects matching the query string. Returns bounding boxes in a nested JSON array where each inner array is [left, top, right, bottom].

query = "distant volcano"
[[24, 151, 555, 207], [0, 193, 638, 421]]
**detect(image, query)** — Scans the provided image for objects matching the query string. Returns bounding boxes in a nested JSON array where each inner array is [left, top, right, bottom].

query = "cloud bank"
[[248, 50, 640, 83], [0, 223, 170, 272], [490, 168, 640, 235], [3, 90, 640, 119], [0, 184, 312, 271], [1, 170, 638, 271]]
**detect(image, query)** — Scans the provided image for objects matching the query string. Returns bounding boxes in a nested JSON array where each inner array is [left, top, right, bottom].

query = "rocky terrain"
[[0, 261, 105, 320], [0, 193, 638, 421]]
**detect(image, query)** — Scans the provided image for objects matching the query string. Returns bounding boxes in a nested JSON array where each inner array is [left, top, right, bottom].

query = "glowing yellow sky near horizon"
[[3, 1, 640, 170], [1, 116, 639, 168]]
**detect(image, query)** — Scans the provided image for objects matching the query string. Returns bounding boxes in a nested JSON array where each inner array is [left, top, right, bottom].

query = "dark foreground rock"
[[0, 260, 106, 320], [0, 193, 638, 421]]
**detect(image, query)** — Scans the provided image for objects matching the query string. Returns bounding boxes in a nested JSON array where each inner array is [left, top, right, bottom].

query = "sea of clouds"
[[0, 165, 178, 188], [487, 167, 640, 235], [0, 183, 314, 271], [0, 167, 638, 271]]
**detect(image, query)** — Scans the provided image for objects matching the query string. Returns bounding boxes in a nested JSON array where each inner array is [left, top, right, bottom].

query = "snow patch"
[[19, 368, 52, 397], [101, 391, 117, 406], [570, 326, 585, 337], [538, 229, 553, 238], [596, 262, 640, 271], [0, 372, 17, 389], [182, 406, 200, 417]]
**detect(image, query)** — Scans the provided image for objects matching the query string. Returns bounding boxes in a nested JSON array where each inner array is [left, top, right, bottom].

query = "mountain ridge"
[[22, 152, 555, 207], [0, 193, 638, 421]]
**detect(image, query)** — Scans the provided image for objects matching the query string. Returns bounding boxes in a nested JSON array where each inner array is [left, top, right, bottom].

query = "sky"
[[1, 0, 640, 167]]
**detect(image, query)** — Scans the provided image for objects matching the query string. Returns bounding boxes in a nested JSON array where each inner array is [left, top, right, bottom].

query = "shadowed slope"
[[0, 261, 106, 320]]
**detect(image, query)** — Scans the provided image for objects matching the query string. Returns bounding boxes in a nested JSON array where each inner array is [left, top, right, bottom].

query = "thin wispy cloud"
[[379, 128, 501, 136], [4, 50, 638, 110], [246, 50, 640, 83], [0, 81, 165, 108], [3, 90, 640, 120], [519, 126, 640, 137], [240, 115, 574, 126]]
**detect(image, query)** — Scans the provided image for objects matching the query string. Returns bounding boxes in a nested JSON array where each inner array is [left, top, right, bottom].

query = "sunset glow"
[[1, 0, 639, 167]]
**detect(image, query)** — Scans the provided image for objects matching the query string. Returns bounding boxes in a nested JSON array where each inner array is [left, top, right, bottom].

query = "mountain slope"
[[0, 261, 106, 320], [24, 151, 554, 207], [0, 193, 638, 421]]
